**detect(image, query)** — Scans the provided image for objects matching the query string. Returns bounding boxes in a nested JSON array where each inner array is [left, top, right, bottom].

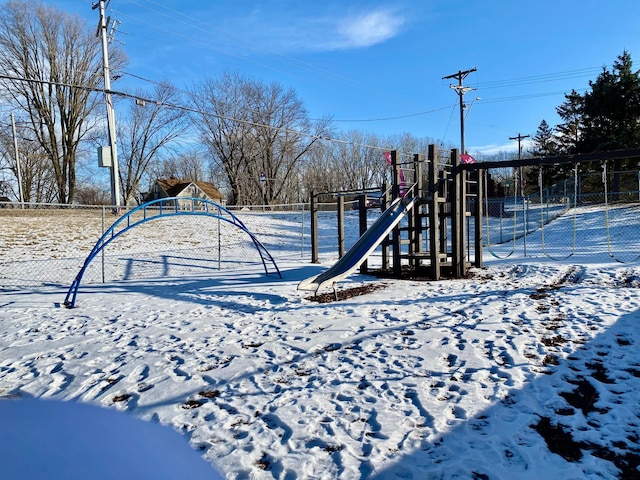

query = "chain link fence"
[[0, 203, 312, 288], [3, 176, 639, 289], [481, 169, 640, 262]]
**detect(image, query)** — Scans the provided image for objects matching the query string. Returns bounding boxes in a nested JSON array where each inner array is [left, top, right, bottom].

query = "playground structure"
[[299, 145, 640, 294], [299, 145, 483, 294], [64, 197, 281, 308]]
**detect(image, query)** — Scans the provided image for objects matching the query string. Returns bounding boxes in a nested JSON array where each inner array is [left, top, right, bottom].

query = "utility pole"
[[443, 67, 476, 279], [509, 132, 530, 195], [509, 133, 530, 161], [93, 0, 121, 210], [510, 132, 530, 255], [442, 67, 477, 155], [10, 113, 24, 207]]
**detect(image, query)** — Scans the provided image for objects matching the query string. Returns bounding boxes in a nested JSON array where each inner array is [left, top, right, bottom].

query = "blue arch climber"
[[64, 197, 282, 308]]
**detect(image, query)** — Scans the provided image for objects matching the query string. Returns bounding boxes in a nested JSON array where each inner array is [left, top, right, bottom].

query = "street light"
[[465, 97, 481, 121]]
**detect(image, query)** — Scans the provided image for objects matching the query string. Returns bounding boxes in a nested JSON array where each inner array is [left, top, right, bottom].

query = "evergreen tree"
[[581, 51, 640, 194], [527, 120, 563, 189], [530, 120, 558, 157], [555, 89, 584, 155], [581, 50, 640, 153], [551, 51, 640, 196]]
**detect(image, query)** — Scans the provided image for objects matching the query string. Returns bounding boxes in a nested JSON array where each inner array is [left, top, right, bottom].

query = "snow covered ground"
[[1, 204, 639, 479]]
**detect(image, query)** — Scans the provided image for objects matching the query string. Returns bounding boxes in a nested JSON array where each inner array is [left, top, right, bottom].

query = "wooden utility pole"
[[93, 0, 121, 210], [443, 68, 476, 278], [510, 132, 530, 193], [509, 133, 530, 160], [10, 113, 24, 207], [442, 67, 477, 156]]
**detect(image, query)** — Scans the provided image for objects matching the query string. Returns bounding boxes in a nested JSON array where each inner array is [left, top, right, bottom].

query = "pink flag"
[[384, 152, 407, 195], [460, 154, 477, 164]]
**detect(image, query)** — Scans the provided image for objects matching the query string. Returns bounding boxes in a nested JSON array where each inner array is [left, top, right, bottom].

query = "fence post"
[[300, 202, 305, 257], [101, 206, 106, 283], [311, 192, 318, 263], [337, 196, 345, 258]]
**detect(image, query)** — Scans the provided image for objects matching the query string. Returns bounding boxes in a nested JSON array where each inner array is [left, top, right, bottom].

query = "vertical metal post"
[[310, 192, 318, 263], [101, 206, 106, 283], [300, 202, 305, 257]]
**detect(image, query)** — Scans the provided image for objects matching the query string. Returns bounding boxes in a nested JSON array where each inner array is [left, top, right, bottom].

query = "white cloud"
[[336, 10, 405, 48], [469, 139, 534, 159], [235, 7, 406, 53]]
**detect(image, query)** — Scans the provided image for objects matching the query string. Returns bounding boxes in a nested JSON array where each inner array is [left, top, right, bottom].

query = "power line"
[[476, 67, 602, 89], [111, 0, 382, 95], [0, 73, 416, 157], [322, 104, 457, 123], [106, 2, 608, 129]]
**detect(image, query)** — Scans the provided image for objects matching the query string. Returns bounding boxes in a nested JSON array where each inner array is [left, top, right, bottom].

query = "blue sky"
[[53, 0, 640, 157]]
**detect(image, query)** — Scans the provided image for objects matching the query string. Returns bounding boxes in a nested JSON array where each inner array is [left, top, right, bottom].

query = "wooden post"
[[381, 183, 390, 271], [391, 150, 402, 276], [411, 153, 424, 268], [337, 196, 345, 258], [359, 195, 368, 274], [474, 169, 483, 268], [428, 144, 441, 280], [311, 192, 319, 263], [451, 149, 466, 278]]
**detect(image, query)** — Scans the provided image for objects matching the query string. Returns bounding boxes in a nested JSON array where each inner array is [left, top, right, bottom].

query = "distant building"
[[146, 178, 225, 207]]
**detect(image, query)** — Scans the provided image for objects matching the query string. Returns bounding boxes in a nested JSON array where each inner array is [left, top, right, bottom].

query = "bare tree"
[[190, 72, 330, 205], [117, 83, 187, 205], [0, 0, 126, 203], [0, 117, 58, 202], [74, 182, 110, 205], [303, 140, 342, 195], [148, 148, 210, 184], [329, 131, 389, 191]]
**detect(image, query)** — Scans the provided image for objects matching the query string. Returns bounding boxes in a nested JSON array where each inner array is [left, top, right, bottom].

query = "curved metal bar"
[[64, 197, 281, 308], [601, 162, 640, 264]]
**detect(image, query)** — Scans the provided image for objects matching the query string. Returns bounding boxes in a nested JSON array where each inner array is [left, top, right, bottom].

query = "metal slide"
[[297, 197, 415, 294]]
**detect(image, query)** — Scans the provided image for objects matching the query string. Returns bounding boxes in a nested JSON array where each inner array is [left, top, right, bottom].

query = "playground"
[[1, 185, 640, 478]]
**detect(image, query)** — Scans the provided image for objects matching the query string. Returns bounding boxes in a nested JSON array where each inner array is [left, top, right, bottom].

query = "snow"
[[1, 205, 639, 479]]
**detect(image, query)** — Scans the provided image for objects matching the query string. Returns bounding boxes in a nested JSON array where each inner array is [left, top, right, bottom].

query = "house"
[[146, 178, 225, 207]]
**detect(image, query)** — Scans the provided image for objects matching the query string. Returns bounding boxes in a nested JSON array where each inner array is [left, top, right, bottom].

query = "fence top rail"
[[461, 147, 640, 171], [314, 187, 383, 197]]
